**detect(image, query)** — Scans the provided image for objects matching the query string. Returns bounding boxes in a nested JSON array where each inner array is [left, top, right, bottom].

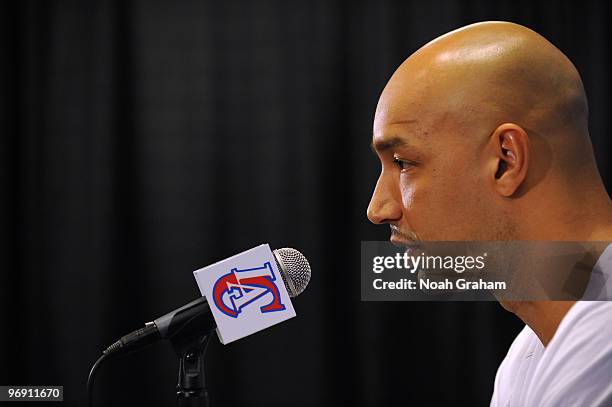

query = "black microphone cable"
[[87, 352, 111, 407], [87, 322, 161, 407]]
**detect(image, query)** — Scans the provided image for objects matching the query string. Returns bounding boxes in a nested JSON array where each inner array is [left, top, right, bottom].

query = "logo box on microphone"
[[193, 244, 296, 344]]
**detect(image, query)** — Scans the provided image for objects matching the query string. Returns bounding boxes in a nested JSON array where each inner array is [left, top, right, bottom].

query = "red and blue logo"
[[212, 262, 286, 318]]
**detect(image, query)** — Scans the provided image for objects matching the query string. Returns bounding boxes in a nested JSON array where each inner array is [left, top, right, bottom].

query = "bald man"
[[367, 21, 612, 406]]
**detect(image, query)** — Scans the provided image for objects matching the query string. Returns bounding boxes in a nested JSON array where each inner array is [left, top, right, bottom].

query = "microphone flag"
[[193, 244, 296, 344]]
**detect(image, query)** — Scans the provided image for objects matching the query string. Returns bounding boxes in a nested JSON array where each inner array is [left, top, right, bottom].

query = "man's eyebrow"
[[370, 136, 407, 153]]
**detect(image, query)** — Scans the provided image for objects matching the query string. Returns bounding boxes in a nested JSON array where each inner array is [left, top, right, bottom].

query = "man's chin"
[[403, 244, 422, 257]]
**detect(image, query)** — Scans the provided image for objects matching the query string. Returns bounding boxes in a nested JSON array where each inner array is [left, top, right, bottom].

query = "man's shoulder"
[[541, 301, 612, 364], [549, 301, 612, 350], [490, 324, 542, 406], [491, 302, 612, 406], [529, 301, 612, 406]]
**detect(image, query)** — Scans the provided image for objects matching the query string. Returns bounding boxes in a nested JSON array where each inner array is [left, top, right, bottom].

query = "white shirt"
[[490, 244, 612, 407]]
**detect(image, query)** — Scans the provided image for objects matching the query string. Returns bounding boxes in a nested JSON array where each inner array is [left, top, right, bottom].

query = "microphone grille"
[[273, 248, 311, 298]]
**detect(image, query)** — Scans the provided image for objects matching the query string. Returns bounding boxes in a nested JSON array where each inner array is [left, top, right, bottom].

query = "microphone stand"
[[173, 333, 212, 407], [89, 297, 217, 406], [165, 297, 216, 407]]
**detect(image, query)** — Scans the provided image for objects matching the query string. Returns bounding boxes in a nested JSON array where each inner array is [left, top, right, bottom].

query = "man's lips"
[[389, 225, 419, 243]]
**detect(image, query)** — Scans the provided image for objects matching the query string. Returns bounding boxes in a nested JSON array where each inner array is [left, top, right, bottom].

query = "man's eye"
[[393, 157, 413, 170]]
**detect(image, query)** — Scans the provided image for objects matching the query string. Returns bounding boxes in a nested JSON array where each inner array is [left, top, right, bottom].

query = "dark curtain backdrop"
[[1, 1, 610, 406]]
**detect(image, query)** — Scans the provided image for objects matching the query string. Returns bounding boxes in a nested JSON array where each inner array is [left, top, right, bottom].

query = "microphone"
[[101, 247, 311, 357]]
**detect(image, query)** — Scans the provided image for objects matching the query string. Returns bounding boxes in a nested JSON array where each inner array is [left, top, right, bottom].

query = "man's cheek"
[[399, 180, 432, 235], [401, 176, 458, 239], [399, 180, 418, 210]]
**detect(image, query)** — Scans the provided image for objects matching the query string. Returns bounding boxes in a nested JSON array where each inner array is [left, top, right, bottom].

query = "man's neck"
[[512, 301, 577, 346], [507, 239, 611, 347], [509, 207, 612, 346]]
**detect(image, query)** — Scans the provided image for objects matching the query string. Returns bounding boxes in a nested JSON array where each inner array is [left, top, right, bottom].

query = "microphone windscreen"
[[273, 248, 311, 297]]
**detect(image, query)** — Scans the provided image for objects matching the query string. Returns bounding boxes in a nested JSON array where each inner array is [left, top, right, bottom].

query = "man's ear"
[[488, 123, 529, 197]]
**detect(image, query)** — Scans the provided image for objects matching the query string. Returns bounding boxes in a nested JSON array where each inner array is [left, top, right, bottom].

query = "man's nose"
[[367, 174, 402, 224]]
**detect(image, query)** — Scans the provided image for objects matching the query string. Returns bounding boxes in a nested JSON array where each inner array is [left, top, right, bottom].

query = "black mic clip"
[[161, 297, 215, 407]]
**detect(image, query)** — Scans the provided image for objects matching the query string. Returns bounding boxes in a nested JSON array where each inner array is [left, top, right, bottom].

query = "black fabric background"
[[1, 1, 610, 406]]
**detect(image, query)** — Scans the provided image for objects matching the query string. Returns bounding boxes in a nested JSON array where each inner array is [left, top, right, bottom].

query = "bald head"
[[377, 21, 589, 154], [369, 21, 612, 241]]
